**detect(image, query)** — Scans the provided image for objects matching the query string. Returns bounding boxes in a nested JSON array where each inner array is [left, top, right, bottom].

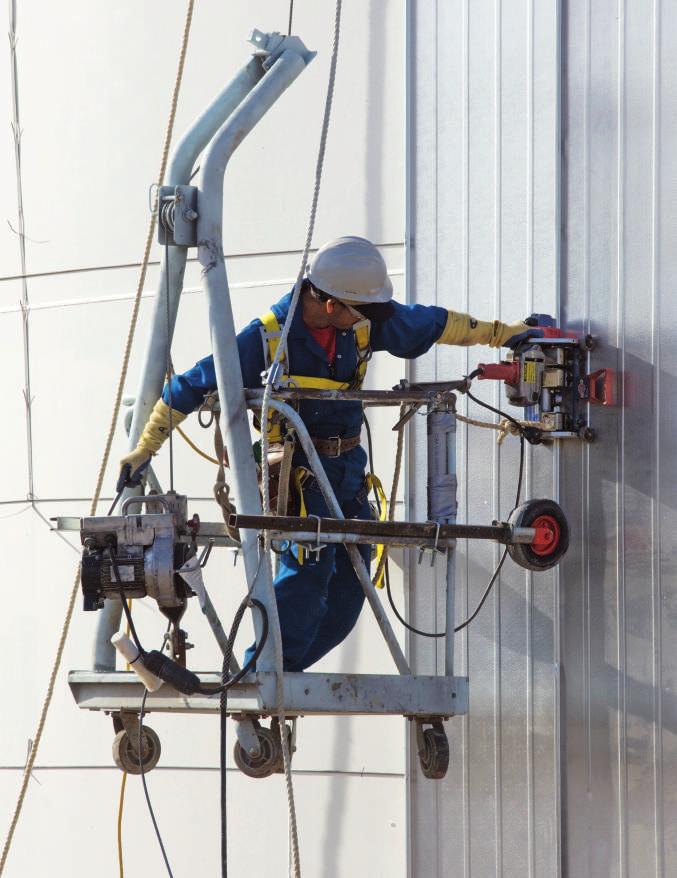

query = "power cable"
[[139, 626, 174, 878], [258, 5, 343, 875], [0, 3, 196, 872], [382, 399, 526, 639]]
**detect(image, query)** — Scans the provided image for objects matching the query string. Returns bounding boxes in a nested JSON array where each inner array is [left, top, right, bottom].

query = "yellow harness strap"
[[365, 473, 388, 588], [293, 466, 312, 565], [260, 310, 371, 391]]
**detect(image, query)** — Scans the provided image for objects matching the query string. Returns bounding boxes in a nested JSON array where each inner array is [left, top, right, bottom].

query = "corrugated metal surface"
[[560, 0, 677, 875], [406, 1, 561, 875], [408, 1, 677, 876]]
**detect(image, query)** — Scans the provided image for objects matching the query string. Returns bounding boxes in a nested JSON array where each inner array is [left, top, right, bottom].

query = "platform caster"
[[233, 723, 280, 779], [508, 498, 569, 572], [416, 719, 449, 780], [112, 724, 161, 775], [233, 718, 296, 779]]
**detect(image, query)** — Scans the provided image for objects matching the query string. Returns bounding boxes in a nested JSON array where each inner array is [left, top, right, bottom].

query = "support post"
[[427, 407, 457, 676]]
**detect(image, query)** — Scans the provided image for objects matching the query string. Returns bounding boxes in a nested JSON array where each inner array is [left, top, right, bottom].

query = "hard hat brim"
[[306, 271, 393, 304]]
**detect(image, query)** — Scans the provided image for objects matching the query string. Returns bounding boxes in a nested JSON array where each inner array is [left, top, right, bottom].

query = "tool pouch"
[[256, 435, 297, 516]]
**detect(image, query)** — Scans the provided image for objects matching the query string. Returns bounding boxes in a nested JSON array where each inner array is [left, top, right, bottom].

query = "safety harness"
[[256, 310, 386, 584], [259, 308, 371, 444]]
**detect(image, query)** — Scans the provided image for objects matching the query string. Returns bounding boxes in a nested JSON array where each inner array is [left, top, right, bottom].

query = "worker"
[[118, 236, 544, 672]]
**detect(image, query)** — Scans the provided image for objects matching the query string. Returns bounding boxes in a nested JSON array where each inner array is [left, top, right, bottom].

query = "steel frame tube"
[[229, 513, 513, 543], [93, 56, 266, 672], [197, 50, 311, 672], [266, 399, 411, 674], [245, 387, 463, 404]]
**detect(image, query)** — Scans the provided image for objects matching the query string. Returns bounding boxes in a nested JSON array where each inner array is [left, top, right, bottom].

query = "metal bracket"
[[157, 184, 199, 247], [248, 29, 316, 69]]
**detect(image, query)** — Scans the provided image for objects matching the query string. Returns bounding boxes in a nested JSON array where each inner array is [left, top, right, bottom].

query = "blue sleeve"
[[370, 301, 448, 358], [162, 319, 265, 414]]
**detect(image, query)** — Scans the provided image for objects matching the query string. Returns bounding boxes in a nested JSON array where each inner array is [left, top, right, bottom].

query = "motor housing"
[[80, 493, 193, 611]]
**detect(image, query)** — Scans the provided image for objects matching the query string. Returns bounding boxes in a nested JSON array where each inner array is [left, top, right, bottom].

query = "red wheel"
[[507, 499, 569, 571]]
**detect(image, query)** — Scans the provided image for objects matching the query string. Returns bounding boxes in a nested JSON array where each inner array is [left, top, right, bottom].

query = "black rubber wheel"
[[419, 724, 450, 780], [112, 725, 161, 775], [508, 499, 569, 571], [233, 726, 280, 779]]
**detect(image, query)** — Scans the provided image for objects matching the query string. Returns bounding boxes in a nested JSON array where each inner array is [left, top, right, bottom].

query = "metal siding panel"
[[407, 1, 560, 875], [560, 0, 677, 876], [655, 8, 677, 875]]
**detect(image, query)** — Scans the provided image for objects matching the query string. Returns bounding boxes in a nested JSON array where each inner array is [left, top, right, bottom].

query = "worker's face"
[[325, 298, 364, 329]]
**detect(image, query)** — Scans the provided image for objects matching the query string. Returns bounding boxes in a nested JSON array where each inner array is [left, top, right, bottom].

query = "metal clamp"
[[302, 514, 326, 560], [417, 521, 443, 567]]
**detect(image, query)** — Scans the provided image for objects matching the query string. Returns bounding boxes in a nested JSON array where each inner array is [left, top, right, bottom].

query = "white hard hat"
[[307, 236, 393, 304]]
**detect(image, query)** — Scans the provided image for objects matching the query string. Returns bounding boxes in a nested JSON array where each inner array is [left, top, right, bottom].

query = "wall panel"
[[406, 1, 560, 876]]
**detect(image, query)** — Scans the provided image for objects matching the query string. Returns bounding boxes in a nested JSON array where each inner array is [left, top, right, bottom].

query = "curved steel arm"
[[197, 49, 312, 672], [95, 55, 266, 672]]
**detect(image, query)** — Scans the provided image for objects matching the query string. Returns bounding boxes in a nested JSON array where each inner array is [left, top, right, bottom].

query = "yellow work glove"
[[437, 311, 529, 348], [117, 399, 187, 491]]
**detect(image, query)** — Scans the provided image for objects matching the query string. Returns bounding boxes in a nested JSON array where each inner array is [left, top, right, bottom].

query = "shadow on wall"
[[364, 2, 384, 241]]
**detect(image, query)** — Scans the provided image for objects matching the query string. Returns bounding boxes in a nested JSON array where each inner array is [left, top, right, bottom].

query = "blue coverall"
[[164, 291, 449, 670]]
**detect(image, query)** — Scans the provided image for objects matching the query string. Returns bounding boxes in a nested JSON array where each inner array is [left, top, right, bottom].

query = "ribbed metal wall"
[[406, 1, 561, 876], [407, 1, 677, 876], [560, 1, 677, 875]]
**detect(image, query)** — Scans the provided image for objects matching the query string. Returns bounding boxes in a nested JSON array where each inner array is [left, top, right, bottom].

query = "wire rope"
[[258, 5, 342, 875], [0, 3, 196, 873]]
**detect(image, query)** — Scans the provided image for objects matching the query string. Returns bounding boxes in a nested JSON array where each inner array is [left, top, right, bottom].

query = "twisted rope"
[[0, 2, 195, 872], [259, 5, 342, 875]]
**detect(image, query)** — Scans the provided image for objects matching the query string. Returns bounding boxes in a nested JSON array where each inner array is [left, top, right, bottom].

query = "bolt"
[[184, 208, 198, 221]]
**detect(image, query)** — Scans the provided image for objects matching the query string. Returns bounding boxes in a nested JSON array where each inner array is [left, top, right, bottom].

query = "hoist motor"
[[80, 492, 196, 612], [476, 328, 612, 441]]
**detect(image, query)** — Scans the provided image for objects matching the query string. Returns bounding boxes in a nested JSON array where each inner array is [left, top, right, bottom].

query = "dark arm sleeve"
[[370, 300, 448, 358], [162, 320, 265, 414]]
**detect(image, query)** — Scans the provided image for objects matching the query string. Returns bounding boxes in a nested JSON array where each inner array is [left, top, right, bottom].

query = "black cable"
[[465, 387, 524, 432], [108, 549, 146, 654], [139, 628, 174, 878], [219, 597, 269, 878], [139, 689, 174, 878], [362, 412, 383, 517], [287, 0, 294, 35], [384, 431, 526, 637]]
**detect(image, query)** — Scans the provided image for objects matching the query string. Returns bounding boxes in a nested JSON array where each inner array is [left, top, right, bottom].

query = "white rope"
[[259, 4, 342, 876], [0, 2, 196, 872]]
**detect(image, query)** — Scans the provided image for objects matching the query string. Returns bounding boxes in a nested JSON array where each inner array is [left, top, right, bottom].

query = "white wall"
[[0, 3, 408, 876]]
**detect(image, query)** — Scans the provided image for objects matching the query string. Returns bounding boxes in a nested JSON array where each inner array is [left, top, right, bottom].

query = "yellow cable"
[[0, 3, 196, 874], [176, 424, 219, 465], [117, 772, 128, 878]]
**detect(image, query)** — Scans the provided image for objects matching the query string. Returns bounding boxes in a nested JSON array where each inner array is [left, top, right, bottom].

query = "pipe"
[[265, 399, 411, 675], [197, 49, 311, 672], [93, 56, 266, 672]]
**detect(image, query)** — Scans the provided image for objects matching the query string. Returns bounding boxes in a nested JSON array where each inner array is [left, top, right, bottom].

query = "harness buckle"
[[327, 436, 341, 457]]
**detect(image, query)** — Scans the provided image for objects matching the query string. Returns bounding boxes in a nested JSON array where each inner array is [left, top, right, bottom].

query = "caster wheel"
[[508, 499, 569, 571], [112, 725, 161, 775], [233, 726, 280, 779], [418, 722, 449, 780]]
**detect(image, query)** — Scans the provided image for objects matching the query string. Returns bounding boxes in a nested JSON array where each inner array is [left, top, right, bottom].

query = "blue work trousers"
[[244, 481, 371, 672]]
